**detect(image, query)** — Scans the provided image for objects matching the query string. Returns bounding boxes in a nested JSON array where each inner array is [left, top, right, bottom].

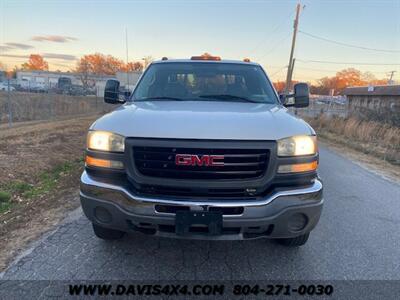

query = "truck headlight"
[[87, 131, 125, 152], [277, 135, 317, 157]]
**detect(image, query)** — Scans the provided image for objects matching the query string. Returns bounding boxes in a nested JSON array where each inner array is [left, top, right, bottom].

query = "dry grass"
[[305, 114, 400, 165], [0, 115, 99, 271], [0, 115, 98, 186]]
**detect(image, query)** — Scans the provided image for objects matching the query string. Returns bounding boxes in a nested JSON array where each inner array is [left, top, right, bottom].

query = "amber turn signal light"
[[85, 156, 124, 169], [278, 161, 318, 174]]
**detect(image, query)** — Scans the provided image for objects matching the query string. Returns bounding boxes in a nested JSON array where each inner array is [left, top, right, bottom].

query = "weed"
[[0, 191, 11, 203], [0, 160, 81, 212], [0, 201, 12, 214], [5, 182, 33, 194], [0, 191, 12, 213]]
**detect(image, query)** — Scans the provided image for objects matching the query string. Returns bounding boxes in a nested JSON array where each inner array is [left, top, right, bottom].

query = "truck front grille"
[[133, 146, 269, 180]]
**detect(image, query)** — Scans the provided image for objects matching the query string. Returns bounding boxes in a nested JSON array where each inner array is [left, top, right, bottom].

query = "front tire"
[[92, 223, 125, 240], [276, 233, 309, 247]]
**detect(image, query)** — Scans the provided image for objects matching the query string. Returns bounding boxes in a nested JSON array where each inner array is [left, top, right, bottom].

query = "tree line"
[[3, 53, 147, 78], [1, 54, 390, 95], [273, 68, 388, 95]]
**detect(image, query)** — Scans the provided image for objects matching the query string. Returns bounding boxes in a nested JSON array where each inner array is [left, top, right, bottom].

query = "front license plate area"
[[175, 211, 223, 236]]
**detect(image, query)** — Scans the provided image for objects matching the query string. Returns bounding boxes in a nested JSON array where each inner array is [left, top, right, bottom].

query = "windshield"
[[132, 62, 278, 104]]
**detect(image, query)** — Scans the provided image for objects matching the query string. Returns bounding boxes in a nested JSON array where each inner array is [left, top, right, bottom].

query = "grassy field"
[[0, 114, 99, 270], [0, 114, 98, 212], [305, 114, 400, 165], [0, 160, 82, 214]]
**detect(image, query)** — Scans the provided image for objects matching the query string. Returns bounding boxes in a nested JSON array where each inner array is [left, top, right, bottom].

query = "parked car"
[[80, 54, 323, 247], [0, 82, 16, 91]]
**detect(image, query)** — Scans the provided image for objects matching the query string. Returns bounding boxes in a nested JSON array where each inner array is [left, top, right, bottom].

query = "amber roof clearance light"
[[191, 53, 221, 61]]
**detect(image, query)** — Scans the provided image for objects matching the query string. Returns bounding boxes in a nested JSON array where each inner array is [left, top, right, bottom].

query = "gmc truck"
[[80, 54, 323, 246]]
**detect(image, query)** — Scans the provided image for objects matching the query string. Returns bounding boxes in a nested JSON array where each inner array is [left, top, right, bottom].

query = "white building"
[[16, 70, 78, 88], [15, 70, 143, 96], [116, 71, 143, 90], [16, 70, 115, 90]]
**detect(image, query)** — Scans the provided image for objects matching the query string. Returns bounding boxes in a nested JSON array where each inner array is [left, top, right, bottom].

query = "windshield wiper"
[[137, 96, 185, 101], [198, 94, 260, 103]]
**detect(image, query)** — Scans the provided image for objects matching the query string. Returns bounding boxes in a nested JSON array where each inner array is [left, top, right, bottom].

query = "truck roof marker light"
[[243, 58, 251, 62], [191, 53, 221, 61]]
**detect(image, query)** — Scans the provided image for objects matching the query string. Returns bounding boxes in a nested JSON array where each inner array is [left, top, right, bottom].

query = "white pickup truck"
[[80, 54, 323, 246]]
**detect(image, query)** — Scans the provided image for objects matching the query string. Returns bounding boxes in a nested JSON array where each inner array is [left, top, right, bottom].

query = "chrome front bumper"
[[80, 171, 323, 240]]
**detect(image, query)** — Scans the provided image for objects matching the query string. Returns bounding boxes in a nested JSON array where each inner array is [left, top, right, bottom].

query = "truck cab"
[[80, 54, 323, 246]]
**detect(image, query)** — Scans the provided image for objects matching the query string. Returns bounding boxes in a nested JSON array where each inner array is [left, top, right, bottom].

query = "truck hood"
[[91, 101, 314, 140]]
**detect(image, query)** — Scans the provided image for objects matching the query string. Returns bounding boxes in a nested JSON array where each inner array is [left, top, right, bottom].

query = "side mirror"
[[104, 79, 122, 104], [293, 83, 309, 108]]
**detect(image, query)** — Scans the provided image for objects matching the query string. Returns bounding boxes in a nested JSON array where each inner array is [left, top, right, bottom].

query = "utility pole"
[[387, 71, 396, 85], [125, 27, 130, 89], [284, 3, 301, 94], [7, 79, 12, 128], [288, 58, 296, 85]]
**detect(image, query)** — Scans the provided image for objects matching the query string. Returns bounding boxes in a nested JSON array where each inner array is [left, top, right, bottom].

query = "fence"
[[0, 83, 112, 127], [293, 95, 399, 127], [291, 95, 348, 118], [293, 95, 400, 165], [1, 89, 396, 128]]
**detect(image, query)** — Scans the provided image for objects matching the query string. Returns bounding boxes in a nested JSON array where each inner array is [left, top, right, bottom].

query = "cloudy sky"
[[0, 0, 399, 82]]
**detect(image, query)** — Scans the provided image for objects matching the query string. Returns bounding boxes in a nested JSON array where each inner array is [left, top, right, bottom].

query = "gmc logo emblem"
[[175, 154, 225, 167]]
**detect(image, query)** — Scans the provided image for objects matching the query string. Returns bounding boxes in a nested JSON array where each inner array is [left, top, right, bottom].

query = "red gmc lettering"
[[209, 155, 224, 166], [175, 154, 193, 166], [191, 155, 210, 166], [175, 154, 224, 166]]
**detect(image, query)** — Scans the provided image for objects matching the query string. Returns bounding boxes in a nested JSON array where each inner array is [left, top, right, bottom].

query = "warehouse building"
[[116, 71, 143, 90], [15, 70, 143, 96], [16, 70, 114, 88], [343, 85, 400, 112]]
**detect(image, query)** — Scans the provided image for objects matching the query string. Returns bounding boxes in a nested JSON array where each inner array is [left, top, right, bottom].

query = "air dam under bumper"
[[80, 171, 323, 240]]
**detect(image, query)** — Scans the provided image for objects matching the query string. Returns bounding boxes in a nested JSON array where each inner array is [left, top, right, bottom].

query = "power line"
[[263, 65, 289, 69], [295, 66, 393, 74], [295, 66, 341, 73], [297, 59, 400, 66], [248, 9, 295, 56], [299, 30, 400, 53], [268, 65, 288, 78], [256, 32, 292, 62]]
